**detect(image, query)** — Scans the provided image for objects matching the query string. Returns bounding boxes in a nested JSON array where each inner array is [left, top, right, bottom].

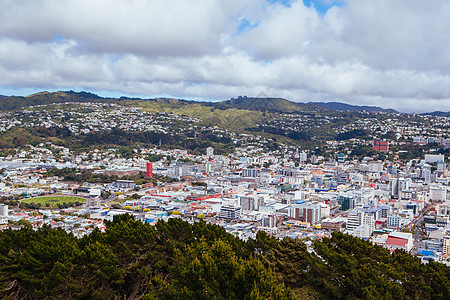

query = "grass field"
[[21, 195, 86, 207]]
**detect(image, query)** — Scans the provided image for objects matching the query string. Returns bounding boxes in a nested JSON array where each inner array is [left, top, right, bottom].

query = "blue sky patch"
[[302, 0, 344, 15], [233, 18, 259, 36], [52, 35, 65, 43], [266, 0, 292, 7]]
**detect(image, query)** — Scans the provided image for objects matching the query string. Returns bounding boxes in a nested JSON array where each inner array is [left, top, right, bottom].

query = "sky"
[[1, 0, 450, 112]]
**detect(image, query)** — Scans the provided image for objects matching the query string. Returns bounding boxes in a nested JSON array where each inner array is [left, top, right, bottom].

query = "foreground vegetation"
[[0, 215, 448, 299]]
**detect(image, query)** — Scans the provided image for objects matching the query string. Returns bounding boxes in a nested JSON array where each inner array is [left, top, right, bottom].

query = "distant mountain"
[[310, 101, 397, 113], [0, 91, 399, 115], [420, 111, 450, 117], [27, 90, 102, 100], [211, 97, 328, 113], [0, 90, 110, 111]]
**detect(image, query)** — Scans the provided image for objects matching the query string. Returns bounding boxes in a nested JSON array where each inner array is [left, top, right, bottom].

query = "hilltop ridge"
[[0, 90, 402, 114], [210, 96, 328, 113], [310, 101, 398, 113]]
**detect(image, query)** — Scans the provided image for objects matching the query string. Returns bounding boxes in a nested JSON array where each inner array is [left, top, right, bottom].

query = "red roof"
[[386, 236, 408, 247]]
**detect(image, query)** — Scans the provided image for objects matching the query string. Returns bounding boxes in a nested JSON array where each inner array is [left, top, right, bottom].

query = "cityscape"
[[2, 0, 450, 299], [1, 99, 450, 263]]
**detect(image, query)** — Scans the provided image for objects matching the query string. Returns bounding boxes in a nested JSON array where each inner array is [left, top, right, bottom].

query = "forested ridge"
[[0, 215, 448, 299]]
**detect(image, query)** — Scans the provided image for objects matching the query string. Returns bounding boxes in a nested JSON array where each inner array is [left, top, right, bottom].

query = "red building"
[[373, 140, 389, 152], [186, 194, 222, 201], [146, 162, 153, 177]]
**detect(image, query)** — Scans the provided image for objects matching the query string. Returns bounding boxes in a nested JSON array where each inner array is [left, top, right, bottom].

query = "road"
[[404, 203, 434, 254], [404, 203, 434, 231]]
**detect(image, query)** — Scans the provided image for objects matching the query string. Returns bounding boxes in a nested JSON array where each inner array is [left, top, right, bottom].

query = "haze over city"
[[1, 0, 450, 112]]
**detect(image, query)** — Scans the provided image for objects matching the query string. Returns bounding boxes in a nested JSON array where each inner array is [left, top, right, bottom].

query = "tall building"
[[389, 177, 411, 198], [299, 151, 307, 163], [0, 204, 8, 217], [291, 204, 304, 220], [303, 204, 321, 225], [206, 147, 214, 157], [146, 162, 153, 177], [368, 161, 383, 173], [219, 205, 241, 220], [430, 186, 447, 202], [443, 237, 450, 256], [242, 168, 259, 178], [347, 210, 364, 231], [240, 196, 262, 212], [290, 203, 321, 224], [362, 205, 391, 220], [347, 209, 374, 237], [262, 214, 277, 228], [175, 164, 196, 178], [258, 214, 279, 235], [387, 214, 402, 228], [338, 195, 356, 211], [362, 213, 375, 235], [422, 169, 431, 183]]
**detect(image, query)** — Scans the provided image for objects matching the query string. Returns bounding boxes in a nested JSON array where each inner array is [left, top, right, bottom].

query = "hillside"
[[421, 111, 450, 117], [0, 90, 112, 111], [212, 97, 328, 113], [311, 101, 397, 113], [0, 92, 267, 131], [0, 91, 400, 115], [122, 98, 268, 131]]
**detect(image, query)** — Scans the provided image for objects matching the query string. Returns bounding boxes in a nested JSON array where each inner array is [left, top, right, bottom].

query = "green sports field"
[[21, 196, 86, 207]]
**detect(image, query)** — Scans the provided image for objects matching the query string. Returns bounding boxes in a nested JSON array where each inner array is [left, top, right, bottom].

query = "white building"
[[239, 196, 262, 212], [0, 204, 8, 217], [257, 214, 279, 235], [206, 147, 214, 157], [347, 209, 374, 237], [368, 161, 383, 173], [430, 185, 447, 202], [320, 203, 331, 218], [389, 177, 411, 198], [347, 210, 363, 231], [387, 214, 402, 228], [300, 151, 307, 163], [384, 232, 414, 252], [424, 154, 445, 163], [219, 205, 241, 220], [351, 224, 373, 239]]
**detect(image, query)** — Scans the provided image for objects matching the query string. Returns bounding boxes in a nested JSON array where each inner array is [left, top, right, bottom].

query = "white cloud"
[[1, 0, 450, 112], [0, 0, 255, 56]]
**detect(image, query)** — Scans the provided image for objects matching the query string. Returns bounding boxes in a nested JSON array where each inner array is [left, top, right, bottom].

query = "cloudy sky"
[[1, 0, 450, 112]]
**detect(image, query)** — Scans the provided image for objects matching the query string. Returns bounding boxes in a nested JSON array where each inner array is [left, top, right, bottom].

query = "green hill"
[[0, 90, 110, 111], [212, 97, 328, 113], [114, 97, 269, 131], [0, 92, 269, 131], [0, 91, 327, 115]]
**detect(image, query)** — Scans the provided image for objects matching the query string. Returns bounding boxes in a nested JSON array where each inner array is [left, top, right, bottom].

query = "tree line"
[[0, 215, 448, 299]]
